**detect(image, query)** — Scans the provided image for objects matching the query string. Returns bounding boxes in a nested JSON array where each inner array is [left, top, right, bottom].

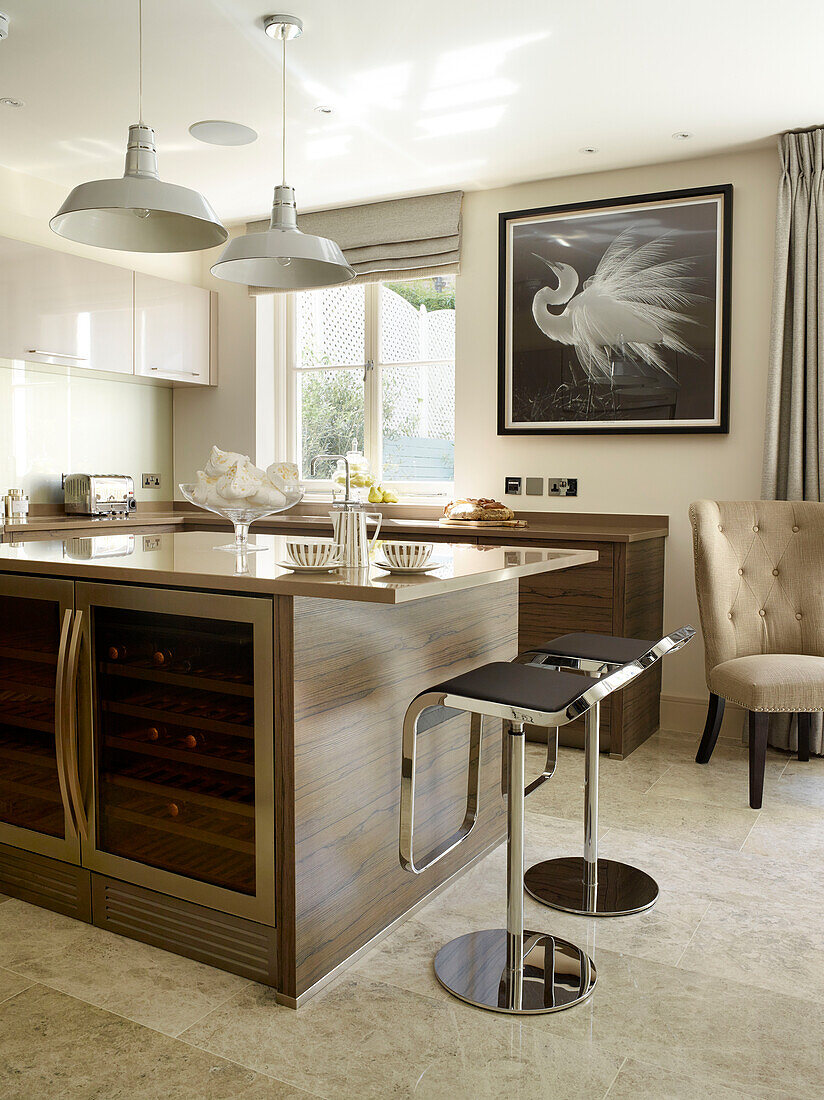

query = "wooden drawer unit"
[[479, 535, 666, 757]]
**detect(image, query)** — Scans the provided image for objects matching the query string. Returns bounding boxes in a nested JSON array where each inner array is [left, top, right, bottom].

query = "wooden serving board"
[[439, 517, 528, 529]]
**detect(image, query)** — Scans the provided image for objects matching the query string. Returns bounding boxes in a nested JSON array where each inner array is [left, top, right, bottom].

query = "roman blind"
[[245, 190, 462, 293]]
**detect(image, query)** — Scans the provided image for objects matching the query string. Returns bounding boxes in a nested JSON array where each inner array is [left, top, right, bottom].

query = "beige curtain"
[[247, 190, 462, 293], [762, 128, 824, 753]]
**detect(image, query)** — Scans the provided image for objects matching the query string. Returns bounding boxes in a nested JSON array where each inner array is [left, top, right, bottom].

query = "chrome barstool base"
[[525, 856, 659, 917], [433, 928, 596, 1014]]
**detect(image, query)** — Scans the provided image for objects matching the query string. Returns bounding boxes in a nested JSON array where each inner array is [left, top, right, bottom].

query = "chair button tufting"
[[753, 525, 759, 532], [727, 612, 733, 619], [772, 568, 779, 576], [759, 609, 766, 616], [796, 613, 803, 620], [792, 525, 799, 532], [718, 524, 723, 532], [738, 568, 744, 575]]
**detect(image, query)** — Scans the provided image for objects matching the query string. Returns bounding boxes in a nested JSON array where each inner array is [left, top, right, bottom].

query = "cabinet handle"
[[26, 349, 89, 361], [54, 609, 77, 836], [149, 367, 199, 376], [62, 610, 89, 840]]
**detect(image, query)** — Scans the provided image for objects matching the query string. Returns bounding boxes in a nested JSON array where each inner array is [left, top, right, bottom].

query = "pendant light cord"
[[138, 0, 143, 123], [281, 32, 286, 185]]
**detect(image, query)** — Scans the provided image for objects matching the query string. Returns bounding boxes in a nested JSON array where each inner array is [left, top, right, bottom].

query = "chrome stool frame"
[[399, 658, 648, 1015], [521, 627, 695, 918]]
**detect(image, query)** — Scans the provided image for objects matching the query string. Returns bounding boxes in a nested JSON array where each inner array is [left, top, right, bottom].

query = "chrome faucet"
[[310, 454, 354, 506]]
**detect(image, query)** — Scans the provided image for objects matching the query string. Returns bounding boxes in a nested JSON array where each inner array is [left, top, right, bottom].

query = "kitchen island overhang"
[[0, 532, 597, 1006]]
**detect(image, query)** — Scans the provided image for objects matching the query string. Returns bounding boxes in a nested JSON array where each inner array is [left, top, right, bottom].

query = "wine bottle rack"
[[93, 606, 259, 896]]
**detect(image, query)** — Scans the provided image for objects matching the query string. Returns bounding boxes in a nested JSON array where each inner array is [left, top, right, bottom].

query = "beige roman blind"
[[245, 190, 462, 293]]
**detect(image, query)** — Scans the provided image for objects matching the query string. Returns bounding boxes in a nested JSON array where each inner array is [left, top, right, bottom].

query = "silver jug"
[[330, 505, 382, 568]]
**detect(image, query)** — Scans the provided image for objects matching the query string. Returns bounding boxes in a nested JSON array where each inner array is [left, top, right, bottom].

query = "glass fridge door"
[[0, 574, 80, 863], [76, 582, 275, 925]]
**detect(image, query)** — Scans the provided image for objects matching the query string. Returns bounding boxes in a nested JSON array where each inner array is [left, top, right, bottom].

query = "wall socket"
[[141, 473, 161, 489], [504, 476, 522, 495], [548, 477, 577, 497], [142, 535, 161, 552]]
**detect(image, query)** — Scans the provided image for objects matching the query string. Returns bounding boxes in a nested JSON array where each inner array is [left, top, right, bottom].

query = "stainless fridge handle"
[[62, 610, 89, 839], [54, 609, 77, 836]]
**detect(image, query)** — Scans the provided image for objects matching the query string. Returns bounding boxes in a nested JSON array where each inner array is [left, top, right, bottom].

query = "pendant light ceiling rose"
[[263, 14, 303, 40], [211, 13, 354, 289], [50, 1, 226, 252]]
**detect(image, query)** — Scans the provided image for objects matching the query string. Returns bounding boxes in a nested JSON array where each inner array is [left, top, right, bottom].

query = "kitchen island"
[[0, 530, 595, 1006]]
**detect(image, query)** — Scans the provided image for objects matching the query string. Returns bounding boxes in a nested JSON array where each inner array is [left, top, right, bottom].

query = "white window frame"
[[269, 279, 454, 499]]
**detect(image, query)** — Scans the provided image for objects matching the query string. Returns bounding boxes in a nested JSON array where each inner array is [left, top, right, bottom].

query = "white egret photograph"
[[498, 186, 732, 433]]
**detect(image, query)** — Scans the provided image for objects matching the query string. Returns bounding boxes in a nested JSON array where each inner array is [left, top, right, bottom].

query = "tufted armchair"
[[689, 500, 824, 807]]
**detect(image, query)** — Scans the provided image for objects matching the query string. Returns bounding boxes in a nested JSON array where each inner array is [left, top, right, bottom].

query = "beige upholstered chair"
[[689, 500, 824, 807]]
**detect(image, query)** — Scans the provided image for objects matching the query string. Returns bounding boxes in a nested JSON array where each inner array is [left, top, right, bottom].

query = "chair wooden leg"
[[797, 713, 811, 762], [748, 712, 769, 809], [695, 693, 725, 764]]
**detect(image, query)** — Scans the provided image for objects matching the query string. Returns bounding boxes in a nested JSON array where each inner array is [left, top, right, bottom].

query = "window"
[[280, 275, 455, 495]]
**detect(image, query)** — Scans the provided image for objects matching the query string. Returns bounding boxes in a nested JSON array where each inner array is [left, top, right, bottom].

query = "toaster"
[[63, 474, 137, 516]]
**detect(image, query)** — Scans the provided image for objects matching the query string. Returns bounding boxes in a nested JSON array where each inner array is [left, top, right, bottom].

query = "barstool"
[[520, 627, 695, 918], [399, 656, 652, 1015]]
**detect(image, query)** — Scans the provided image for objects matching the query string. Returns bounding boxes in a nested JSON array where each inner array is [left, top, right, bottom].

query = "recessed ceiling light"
[[672, 131, 692, 140], [579, 146, 598, 154], [0, 97, 24, 108], [189, 120, 257, 146], [314, 104, 333, 114]]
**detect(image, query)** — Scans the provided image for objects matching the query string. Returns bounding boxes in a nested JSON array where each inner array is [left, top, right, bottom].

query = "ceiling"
[[0, 1, 820, 225]]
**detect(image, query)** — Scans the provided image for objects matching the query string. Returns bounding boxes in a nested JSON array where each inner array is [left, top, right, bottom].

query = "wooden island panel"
[[278, 582, 517, 1003]]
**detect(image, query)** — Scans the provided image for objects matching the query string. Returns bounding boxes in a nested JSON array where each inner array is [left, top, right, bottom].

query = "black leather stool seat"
[[432, 661, 586, 715], [532, 632, 655, 665]]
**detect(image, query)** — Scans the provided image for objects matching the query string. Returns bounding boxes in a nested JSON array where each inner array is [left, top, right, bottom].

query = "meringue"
[[191, 445, 298, 510]]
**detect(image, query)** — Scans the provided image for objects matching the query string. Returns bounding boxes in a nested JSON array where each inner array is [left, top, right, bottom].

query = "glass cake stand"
[[179, 483, 304, 553]]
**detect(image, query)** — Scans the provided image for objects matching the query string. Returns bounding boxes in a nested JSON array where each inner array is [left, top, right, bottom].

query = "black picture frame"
[[497, 184, 733, 435]]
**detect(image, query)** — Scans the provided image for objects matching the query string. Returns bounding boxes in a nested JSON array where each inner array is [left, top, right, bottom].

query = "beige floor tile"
[[742, 802, 824, 862], [630, 730, 789, 775], [647, 760, 784, 808], [587, 825, 824, 912], [0, 984, 318, 1100], [530, 782, 759, 850], [181, 977, 623, 1100], [607, 1058, 753, 1099], [0, 966, 32, 1005], [17, 922, 251, 1036], [677, 897, 824, 1004], [0, 899, 90, 971], [541, 948, 820, 1097]]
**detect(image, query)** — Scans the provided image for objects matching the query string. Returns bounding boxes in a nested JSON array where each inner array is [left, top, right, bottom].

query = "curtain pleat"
[[246, 190, 462, 294], [762, 128, 824, 753]]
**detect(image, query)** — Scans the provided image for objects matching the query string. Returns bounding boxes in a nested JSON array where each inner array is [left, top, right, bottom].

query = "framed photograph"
[[498, 185, 732, 434]]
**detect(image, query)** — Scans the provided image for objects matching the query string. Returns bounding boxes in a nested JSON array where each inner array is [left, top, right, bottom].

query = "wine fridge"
[[0, 576, 275, 928], [0, 575, 79, 864]]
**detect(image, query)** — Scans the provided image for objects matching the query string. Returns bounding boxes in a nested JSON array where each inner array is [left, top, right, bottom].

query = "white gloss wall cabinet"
[[134, 273, 214, 385], [0, 237, 132, 374], [0, 235, 215, 386]]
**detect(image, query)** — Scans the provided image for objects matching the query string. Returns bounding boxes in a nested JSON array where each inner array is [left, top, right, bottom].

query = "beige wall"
[[0, 162, 208, 506], [169, 147, 779, 728], [172, 228, 257, 492], [454, 147, 778, 727]]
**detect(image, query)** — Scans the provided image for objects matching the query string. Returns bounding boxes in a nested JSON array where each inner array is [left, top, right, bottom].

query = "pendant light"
[[210, 14, 355, 289], [50, 0, 227, 253]]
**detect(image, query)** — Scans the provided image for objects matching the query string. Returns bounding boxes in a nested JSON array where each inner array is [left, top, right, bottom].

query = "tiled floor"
[[1, 728, 822, 1098]]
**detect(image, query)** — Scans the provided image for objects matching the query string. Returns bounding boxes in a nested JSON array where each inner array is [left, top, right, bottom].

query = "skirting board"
[[660, 693, 745, 741]]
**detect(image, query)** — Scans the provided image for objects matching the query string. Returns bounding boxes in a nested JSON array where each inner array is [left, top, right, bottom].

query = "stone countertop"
[[3, 505, 668, 543], [0, 529, 598, 605]]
